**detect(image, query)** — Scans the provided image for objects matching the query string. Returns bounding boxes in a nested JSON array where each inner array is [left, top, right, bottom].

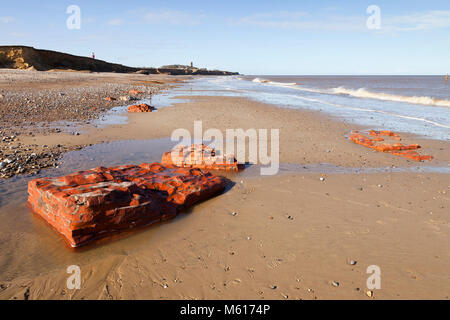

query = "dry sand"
[[0, 74, 449, 300]]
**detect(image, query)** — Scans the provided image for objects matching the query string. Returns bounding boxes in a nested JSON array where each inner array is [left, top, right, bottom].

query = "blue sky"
[[1, 0, 449, 75]]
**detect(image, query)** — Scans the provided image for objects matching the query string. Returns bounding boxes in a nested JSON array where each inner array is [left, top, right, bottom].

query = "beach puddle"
[[149, 92, 189, 108]]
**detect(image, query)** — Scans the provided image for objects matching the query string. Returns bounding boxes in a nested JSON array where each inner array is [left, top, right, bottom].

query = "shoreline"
[[15, 94, 450, 169], [0, 72, 449, 300]]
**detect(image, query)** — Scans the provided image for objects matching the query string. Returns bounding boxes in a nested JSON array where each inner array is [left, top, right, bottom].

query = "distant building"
[[161, 64, 191, 69]]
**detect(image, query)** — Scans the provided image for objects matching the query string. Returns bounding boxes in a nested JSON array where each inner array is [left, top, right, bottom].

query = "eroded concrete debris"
[[28, 162, 227, 247], [161, 144, 245, 171], [349, 130, 433, 162]]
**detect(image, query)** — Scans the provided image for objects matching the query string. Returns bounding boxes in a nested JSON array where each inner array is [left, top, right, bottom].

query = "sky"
[[1, 0, 449, 75]]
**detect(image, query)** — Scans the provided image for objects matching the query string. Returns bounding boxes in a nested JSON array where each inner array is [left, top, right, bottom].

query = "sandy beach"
[[0, 70, 449, 300]]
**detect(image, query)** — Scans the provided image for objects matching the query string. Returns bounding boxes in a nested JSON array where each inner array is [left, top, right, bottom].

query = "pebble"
[[269, 285, 277, 290], [349, 260, 357, 265], [366, 290, 373, 298], [319, 177, 325, 181], [332, 281, 339, 287], [231, 212, 238, 216]]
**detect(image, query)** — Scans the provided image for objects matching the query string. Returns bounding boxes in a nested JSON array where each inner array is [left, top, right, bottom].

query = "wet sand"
[[0, 81, 449, 300]]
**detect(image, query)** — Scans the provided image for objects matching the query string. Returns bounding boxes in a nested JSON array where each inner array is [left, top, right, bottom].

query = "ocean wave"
[[331, 87, 450, 108], [286, 94, 450, 129], [252, 77, 296, 86], [251, 78, 450, 108], [252, 77, 269, 83]]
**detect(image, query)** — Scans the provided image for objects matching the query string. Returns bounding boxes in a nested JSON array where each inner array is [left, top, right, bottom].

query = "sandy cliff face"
[[0, 47, 33, 69], [0, 46, 239, 75], [0, 46, 136, 72]]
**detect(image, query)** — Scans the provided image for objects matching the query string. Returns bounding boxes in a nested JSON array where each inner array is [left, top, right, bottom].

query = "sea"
[[153, 75, 450, 141]]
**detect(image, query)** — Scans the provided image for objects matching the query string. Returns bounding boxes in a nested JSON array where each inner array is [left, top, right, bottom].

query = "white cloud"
[[142, 10, 205, 25], [0, 16, 15, 23], [384, 10, 450, 32], [230, 10, 450, 33], [108, 19, 123, 26], [229, 11, 365, 31]]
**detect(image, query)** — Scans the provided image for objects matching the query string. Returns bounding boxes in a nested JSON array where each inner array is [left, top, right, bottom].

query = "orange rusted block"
[[373, 143, 420, 152], [162, 144, 245, 172], [348, 130, 432, 162], [391, 150, 433, 162], [104, 97, 116, 101], [127, 103, 156, 113], [128, 89, 143, 95], [28, 163, 226, 247], [349, 132, 375, 148], [369, 130, 401, 140]]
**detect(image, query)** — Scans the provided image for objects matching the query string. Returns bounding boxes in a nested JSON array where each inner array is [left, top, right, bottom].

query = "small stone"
[[319, 177, 325, 181], [247, 236, 251, 240], [231, 212, 237, 216], [269, 285, 277, 290], [349, 260, 357, 265], [366, 290, 373, 297], [377, 184, 383, 188], [332, 281, 339, 287]]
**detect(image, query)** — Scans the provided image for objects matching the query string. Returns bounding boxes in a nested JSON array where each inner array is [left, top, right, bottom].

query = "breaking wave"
[[251, 78, 450, 108], [252, 77, 297, 86], [331, 87, 450, 108]]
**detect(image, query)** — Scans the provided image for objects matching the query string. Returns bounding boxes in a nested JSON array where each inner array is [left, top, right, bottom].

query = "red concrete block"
[[348, 130, 433, 162], [127, 103, 156, 113], [161, 144, 245, 172], [28, 163, 226, 247], [128, 89, 143, 95]]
